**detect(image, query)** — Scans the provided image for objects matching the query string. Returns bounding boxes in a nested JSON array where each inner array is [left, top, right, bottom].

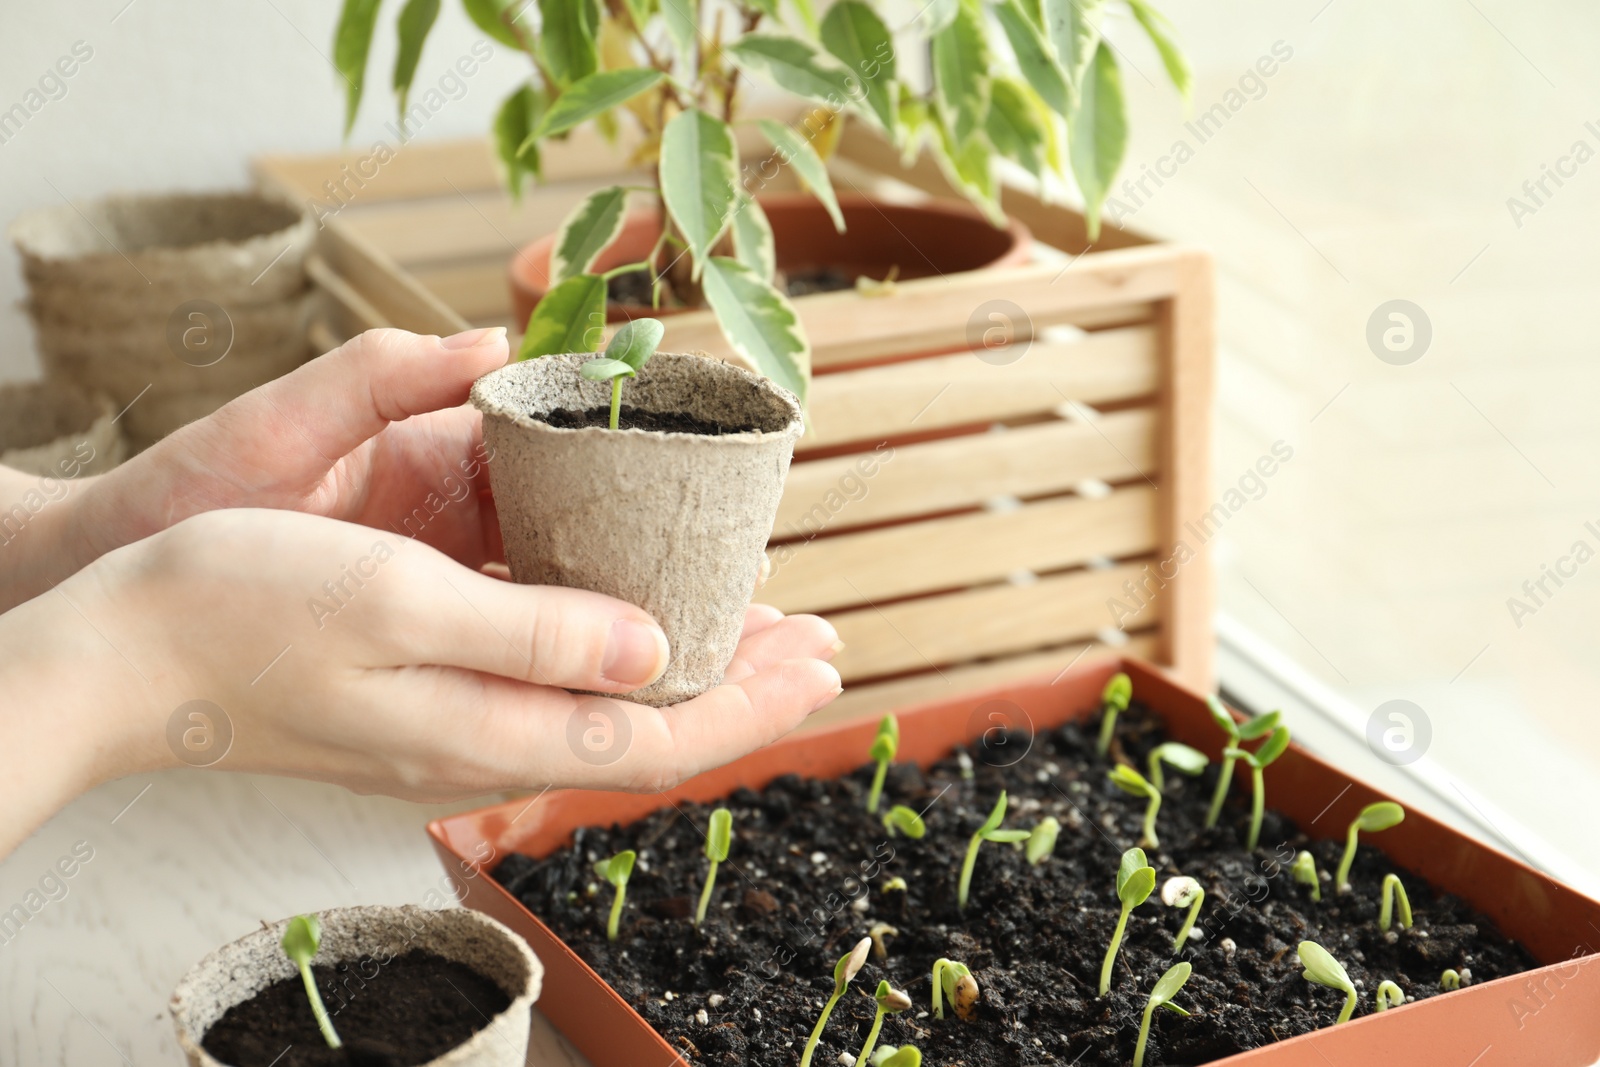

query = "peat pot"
[[0, 379, 124, 477]]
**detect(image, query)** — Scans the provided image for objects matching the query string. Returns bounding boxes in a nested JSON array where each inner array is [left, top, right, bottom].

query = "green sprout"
[[1096, 672, 1133, 756], [856, 980, 913, 1066], [1222, 725, 1290, 850], [1161, 876, 1205, 954], [1291, 850, 1322, 902], [1147, 742, 1209, 792], [957, 792, 1030, 909], [594, 849, 636, 942], [872, 1047, 922, 1067], [1107, 765, 1165, 849], [1133, 962, 1192, 1067], [866, 714, 899, 814], [1100, 848, 1157, 996], [1375, 980, 1405, 1012], [578, 318, 664, 430], [800, 937, 872, 1067], [882, 804, 925, 839], [932, 958, 978, 1021], [281, 915, 341, 1049], [883, 876, 908, 895], [1298, 940, 1358, 1023], [694, 808, 732, 929], [1336, 801, 1406, 892], [868, 922, 898, 960], [1026, 817, 1061, 865], [1379, 873, 1413, 931], [1440, 968, 1462, 991], [1204, 699, 1282, 828]]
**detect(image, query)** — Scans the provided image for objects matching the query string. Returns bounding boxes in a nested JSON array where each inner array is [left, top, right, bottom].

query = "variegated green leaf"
[[1069, 41, 1127, 240], [931, 0, 990, 146], [1041, 0, 1107, 91], [538, 0, 599, 87], [757, 118, 844, 232], [551, 186, 629, 283], [731, 196, 777, 282], [917, 0, 958, 34], [929, 107, 1002, 224], [986, 78, 1047, 181], [660, 108, 738, 278], [700, 257, 809, 404], [993, 0, 1070, 118], [462, 0, 523, 48], [727, 35, 852, 108], [789, 0, 818, 36], [519, 273, 607, 359], [393, 0, 440, 120], [1128, 0, 1192, 103], [494, 84, 546, 196], [819, 0, 896, 135], [662, 0, 698, 76], [333, 0, 383, 136], [536, 67, 664, 137]]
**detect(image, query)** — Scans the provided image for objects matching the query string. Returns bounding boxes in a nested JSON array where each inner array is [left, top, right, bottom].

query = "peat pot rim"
[[470, 351, 804, 446], [169, 904, 541, 1067]]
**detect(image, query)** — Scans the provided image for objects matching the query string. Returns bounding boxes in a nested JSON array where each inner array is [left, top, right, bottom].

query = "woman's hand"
[[0, 508, 842, 856]]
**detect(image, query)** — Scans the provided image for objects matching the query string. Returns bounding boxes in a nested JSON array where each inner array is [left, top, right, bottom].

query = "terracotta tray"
[[428, 658, 1600, 1066]]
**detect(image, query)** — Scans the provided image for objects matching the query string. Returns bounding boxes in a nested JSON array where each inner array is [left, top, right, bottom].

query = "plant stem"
[[1096, 707, 1118, 756], [609, 376, 624, 431], [1205, 756, 1235, 828], [1337, 987, 1357, 1024], [1141, 792, 1161, 849], [1246, 765, 1265, 850], [799, 988, 843, 1067], [957, 833, 983, 910], [695, 859, 719, 928], [607, 883, 626, 941], [1099, 906, 1130, 996], [1336, 822, 1360, 892], [931, 960, 948, 1019], [298, 962, 342, 1048], [856, 1006, 888, 1067], [866, 758, 888, 813], [1133, 996, 1157, 1067], [1173, 891, 1203, 953]]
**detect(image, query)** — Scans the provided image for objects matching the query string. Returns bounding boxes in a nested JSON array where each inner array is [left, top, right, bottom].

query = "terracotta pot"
[[169, 905, 542, 1067], [471, 351, 804, 706], [0, 380, 125, 477], [429, 658, 1600, 1067], [508, 193, 1033, 327]]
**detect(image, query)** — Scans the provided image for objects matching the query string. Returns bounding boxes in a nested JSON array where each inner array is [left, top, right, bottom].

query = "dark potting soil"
[[491, 703, 1540, 1067], [541, 405, 763, 435], [200, 950, 510, 1067]]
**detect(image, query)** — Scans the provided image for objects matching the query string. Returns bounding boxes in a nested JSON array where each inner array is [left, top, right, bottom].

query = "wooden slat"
[[765, 485, 1158, 614], [776, 407, 1157, 534], [804, 633, 1160, 729], [317, 219, 467, 336], [306, 254, 386, 333], [344, 185, 623, 266], [827, 562, 1160, 681], [410, 258, 517, 323], [801, 324, 1157, 449]]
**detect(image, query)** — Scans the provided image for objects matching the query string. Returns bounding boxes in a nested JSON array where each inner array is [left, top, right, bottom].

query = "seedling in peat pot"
[[1224, 725, 1291, 850], [1336, 801, 1405, 892], [866, 714, 899, 813], [1133, 962, 1193, 1067], [1291, 850, 1322, 902], [1379, 872, 1413, 931], [1096, 672, 1133, 756], [1107, 764, 1165, 849], [1298, 940, 1358, 1023], [281, 915, 341, 1049], [958, 792, 1030, 909], [872, 1047, 922, 1067], [1161, 876, 1205, 954], [1027, 817, 1061, 865], [578, 317, 665, 430], [857, 981, 913, 1066], [1204, 699, 1282, 828], [800, 937, 872, 1067], [594, 849, 636, 942], [932, 958, 978, 1021], [882, 804, 925, 839], [1100, 848, 1158, 996], [695, 808, 732, 929], [1375, 980, 1405, 1011]]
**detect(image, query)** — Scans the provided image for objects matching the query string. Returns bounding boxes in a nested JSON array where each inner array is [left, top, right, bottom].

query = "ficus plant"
[[280, 915, 341, 1049], [882, 804, 925, 839], [1335, 801, 1405, 893], [333, 0, 1190, 400], [579, 316, 665, 430], [1133, 962, 1192, 1067], [695, 807, 732, 929], [1375, 980, 1405, 1012], [1096, 671, 1133, 756], [931, 957, 978, 1022], [594, 848, 636, 942], [1203, 698, 1282, 829], [1160, 875, 1204, 954], [1223, 724, 1290, 851], [957, 791, 1030, 909], [866, 714, 899, 814], [1100, 847, 1157, 996], [1026, 816, 1060, 865], [1379, 872, 1413, 932], [857, 981, 913, 1066], [1298, 940, 1358, 1024], [800, 936, 872, 1067], [1291, 850, 1322, 902]]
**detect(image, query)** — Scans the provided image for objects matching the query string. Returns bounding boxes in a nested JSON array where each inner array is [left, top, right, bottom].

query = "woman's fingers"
[[723, 613, 840, 683], [740, 603, 785, 639]]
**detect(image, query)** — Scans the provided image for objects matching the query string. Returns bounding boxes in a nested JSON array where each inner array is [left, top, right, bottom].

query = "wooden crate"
[[253, 119, 1213, 725]]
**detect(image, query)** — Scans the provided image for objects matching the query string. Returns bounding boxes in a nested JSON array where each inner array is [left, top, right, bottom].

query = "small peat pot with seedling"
[[456, 660, 1598, 1067], [471, 319, 804, 706], [170, 906, 541, 1067]]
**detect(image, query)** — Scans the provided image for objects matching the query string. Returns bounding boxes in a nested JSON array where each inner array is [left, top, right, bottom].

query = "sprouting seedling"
[[1298, 940, 1358, 1023], [1107, 764, 1164, 849], [1096, 672, 1133, 756], [856, 980, 913, 1067], [1379, 873, 1413, 931], [882, 876, 908, 895], [957, 792, 1030, 909], [281, 915, 342, 1049], [579, 317, 664, 430], [1204, 699, 1282, 828], [593, 849, 636, 942], [1375, 980, 1405, 1012], [1335, 801, 1405, 892], [868, 922, 898, 960], [1223, 725, 1290, 851], [882, 804, 925, 839], [931, 958, 978, 1021], [1026, 817, 1061, 865], [1146, 742, 1208, 792], [799, 937, 872, 1067], [1133, 962, 1192, 1067], [1161, 876, 1205, 954], [872, 1047, 922, 1067], [694, 808, 732, 929], [1100, 847, 1158, 996], [866, 714, 899, 813], [1440, 968, 1463, 991], [1291, 850, 1322, 902]]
